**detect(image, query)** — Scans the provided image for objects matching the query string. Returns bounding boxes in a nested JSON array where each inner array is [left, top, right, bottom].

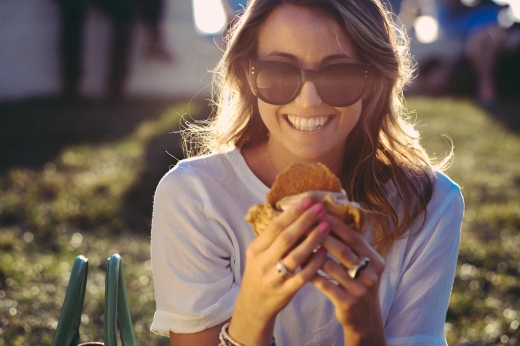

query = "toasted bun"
[[267, 162, 342, 205], [245, 162, 364, 236]]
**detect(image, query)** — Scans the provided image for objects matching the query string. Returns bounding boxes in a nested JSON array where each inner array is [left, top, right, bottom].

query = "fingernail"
[[319, 248, 327, 257], [313, 203, 325, 214], [302, 198, 313, 210], [318, 222, 329, 234]]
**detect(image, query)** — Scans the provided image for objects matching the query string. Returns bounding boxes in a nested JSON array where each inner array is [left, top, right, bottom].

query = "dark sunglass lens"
[[256, 65, 300, 104], [319, 65, 365, 106]]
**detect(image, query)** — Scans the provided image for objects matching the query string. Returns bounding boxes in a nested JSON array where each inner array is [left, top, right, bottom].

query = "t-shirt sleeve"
[[385, 176, 464, 346], [150, 165, 239, 335]]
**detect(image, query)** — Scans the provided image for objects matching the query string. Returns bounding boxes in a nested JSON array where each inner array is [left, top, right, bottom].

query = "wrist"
[[231, 290, 278, 329], [222, 322, 277, 346], [228, 310, 276, 346]]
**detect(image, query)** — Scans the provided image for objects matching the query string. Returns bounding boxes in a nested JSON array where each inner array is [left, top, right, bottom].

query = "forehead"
[[256, 4, 359, 64]]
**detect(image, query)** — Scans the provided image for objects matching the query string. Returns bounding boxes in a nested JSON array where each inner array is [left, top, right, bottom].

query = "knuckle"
[[337, 299, 353, 312], [338, 247, 352, 261], [283, 256, 298, 270], [348, 233, 362, 248], [322, 258, 335, 272], [278, 232, 295, 248], [267, 220, 284, 235], [245, 244, 260, 259], [363, 272, 379, 288], [291, 275, 306, 287], [313, 277, 328, 291], [301, 208, 320, 225], [353, 286, 367, 299]]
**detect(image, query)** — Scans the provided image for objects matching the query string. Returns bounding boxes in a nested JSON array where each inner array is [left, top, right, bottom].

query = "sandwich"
[[245, 162, 364, 236]]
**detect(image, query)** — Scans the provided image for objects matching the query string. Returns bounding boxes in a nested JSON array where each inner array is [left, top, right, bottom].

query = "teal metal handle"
[[50, 253, 136, 346], [51, 255, 89, 346], [104, 254, 136, 346]]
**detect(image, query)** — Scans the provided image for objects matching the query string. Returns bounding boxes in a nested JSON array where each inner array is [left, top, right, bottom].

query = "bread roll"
[[245, 162, 364, 236]]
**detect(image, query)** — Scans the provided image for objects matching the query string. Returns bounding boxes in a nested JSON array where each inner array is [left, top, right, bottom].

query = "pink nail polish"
[[302, 198, 313, 210], [313, 203, 324, 214], [318, 222, 329, 234], [319, 248, 327, 257]]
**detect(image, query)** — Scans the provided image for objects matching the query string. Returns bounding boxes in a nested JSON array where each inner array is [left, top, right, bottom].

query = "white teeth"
[[294, 116, 301, 128], [287, 115, 330, 131]]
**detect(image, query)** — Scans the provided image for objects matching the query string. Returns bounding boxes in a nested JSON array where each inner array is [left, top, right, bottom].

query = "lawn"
[[0, 96, 518, 345]]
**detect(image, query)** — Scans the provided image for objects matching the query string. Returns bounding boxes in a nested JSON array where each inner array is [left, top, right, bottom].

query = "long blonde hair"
[[183, 0, 449, 255]]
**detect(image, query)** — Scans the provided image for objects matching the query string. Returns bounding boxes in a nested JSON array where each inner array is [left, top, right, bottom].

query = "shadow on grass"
[[120, 103, 212, 234], [0, 98, 178, 173], [120, 130, 184, 233], [0, 96, 212, 241]]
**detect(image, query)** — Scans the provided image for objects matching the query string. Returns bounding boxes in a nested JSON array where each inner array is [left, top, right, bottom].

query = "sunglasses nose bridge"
[[294, 69, 324, 107], [300, 69, 318, 85], [299, 69, 321, 98]]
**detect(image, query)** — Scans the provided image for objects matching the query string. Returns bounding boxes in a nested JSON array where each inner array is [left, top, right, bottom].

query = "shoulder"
[[157, 151, 235, 191], [411, 170, 464, 242], [153, 148, 255, 211], [432, 170, 460, 194], [430, 170, 464, 210]]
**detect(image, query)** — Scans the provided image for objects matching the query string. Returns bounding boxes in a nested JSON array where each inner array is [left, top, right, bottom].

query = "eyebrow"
[[263, 51, 359, 64]]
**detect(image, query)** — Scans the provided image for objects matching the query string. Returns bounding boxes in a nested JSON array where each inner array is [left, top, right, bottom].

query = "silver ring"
[[348, 257, 370, 279], [276, 259, 294, 278], [313, 245, 322, 253]]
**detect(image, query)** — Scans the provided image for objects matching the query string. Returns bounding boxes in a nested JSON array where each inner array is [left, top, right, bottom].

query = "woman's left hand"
[[311, 214, 387, 345]]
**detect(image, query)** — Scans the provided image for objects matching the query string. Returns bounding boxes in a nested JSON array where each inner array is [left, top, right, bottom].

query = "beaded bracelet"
[[218, 322, 277, 346], [218, 322, 243, 346]]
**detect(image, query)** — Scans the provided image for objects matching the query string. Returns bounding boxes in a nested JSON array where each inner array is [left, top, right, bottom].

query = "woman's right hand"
[[228, 198, 330, 345]]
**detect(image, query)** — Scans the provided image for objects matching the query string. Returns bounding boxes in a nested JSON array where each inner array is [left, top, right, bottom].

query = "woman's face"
[[253, 4, 364, 167]]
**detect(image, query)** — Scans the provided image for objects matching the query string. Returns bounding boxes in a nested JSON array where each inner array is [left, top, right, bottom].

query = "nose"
[[294, 81, 323, 108]]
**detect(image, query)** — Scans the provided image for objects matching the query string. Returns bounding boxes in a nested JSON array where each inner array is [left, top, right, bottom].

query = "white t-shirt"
[[150, 148, 464, 346]]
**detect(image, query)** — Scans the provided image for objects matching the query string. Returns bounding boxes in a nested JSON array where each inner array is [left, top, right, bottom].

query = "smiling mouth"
[[285, 115, 332, 132]]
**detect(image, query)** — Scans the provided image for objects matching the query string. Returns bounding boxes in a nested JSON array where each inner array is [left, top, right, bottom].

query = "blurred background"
[[0, 0, 519, 345]]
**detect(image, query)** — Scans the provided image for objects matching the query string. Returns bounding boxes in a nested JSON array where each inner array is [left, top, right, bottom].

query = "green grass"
[[0, 97, 519, 345], [0, 99, 202, 345], [409, 97, 520, 346]]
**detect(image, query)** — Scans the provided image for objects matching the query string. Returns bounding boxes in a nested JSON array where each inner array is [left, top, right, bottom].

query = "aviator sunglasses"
[[249, 60, 371, 107]]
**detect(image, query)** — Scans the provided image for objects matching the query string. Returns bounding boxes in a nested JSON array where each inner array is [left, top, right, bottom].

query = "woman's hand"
[[311, 214, 387, 346], [228, 198, 330, 345]]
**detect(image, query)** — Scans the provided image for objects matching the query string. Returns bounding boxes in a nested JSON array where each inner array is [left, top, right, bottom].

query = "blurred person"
[[140, 0, 174, 62], [56, 0, 172, 99], [423, 0, 507, 103], [139, 0, 175, 63], [150, 0, 464, 345]]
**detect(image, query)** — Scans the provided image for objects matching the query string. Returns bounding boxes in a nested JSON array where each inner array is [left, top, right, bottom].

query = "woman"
[[150, 0, 464, 345]]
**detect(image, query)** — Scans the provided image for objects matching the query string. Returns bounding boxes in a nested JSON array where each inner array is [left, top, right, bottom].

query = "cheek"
[[339, 103, 362, 129], [258, 100, 281, 125]]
